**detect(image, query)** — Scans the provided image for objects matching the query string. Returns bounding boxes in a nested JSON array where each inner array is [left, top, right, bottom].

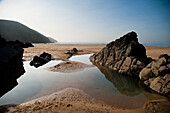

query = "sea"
[[47, 42, 170, 47]]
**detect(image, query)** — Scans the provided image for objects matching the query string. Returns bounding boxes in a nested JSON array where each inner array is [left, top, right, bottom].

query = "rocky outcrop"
[[0, 35, 25, 97], [8, 40, 34, 48], [139, 54, 170, 97], [90, 31, 150, 77], [30, 52, 53, 68]]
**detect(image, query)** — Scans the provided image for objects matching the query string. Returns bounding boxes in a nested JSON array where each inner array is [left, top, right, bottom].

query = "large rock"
[[139, 54, 170, 97], [0, 35, 25, 97], [90, 31, 149, 77], [30, 52, 53, 68]]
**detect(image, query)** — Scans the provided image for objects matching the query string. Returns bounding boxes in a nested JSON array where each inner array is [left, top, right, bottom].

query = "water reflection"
[[92, 62, 142, 96], [92, 62, 167, 100], [0, 54, 167, 108]]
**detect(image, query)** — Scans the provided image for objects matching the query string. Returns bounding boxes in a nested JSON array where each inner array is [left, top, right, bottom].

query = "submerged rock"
[[139, 54, 170, 97], [0, 35, 25, 97], [90, 31, 150, 77], [30, 52, 53, 68]]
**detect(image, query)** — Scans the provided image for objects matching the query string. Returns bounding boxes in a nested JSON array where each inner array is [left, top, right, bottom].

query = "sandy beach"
[[1, 44, 170, 113], [23, 44, 170, 61]]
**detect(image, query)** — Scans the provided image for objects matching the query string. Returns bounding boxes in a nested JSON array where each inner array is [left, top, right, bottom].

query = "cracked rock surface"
[[139, 54, 170, 97]]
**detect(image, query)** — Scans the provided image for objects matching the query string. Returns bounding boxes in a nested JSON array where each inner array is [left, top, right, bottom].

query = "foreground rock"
[[30, 52, 53, 68], [139, 54, 170, 97], [49, 61, 93, 73], [0, 35, 25, 97], [90, 31, 150, 77]]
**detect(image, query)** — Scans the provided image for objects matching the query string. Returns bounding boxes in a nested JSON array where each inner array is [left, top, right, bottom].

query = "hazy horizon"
[[0, 0, 169, 46]]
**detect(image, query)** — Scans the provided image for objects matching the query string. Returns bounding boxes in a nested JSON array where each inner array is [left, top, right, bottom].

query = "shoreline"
[[1, 44, 170, 112], [1, 87, 169, 113], [0, 88, 144, 113]]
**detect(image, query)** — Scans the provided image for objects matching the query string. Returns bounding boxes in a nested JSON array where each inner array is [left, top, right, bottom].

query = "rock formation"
[[30, 52, 53, 68], [90, 31, 150, 77], [90, 31, 170, 97], [139, 54, 170, 97], [0, 35, 25, 97], [8, 40, 34, 48]]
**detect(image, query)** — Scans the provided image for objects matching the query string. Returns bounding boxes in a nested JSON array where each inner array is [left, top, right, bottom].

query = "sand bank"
[[49, 61, 93, 73]]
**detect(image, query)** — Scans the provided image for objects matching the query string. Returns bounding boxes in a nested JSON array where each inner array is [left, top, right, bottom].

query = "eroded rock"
[[139, 54, 170, 97], [90, 31, 149, 77], [30, 52, 53, 68]]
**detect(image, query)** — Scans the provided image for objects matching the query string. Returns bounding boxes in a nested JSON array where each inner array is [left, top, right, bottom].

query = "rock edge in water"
[[90, 31, 170, 97], [0, 35, 25, 97], [30, 52, 53, 68]]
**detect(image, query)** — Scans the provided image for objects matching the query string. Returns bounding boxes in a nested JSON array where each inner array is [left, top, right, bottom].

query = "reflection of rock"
[[140, 54, 170, 97], [90, 32, 150, 77], [0, 35, 25, 97], [93, 62, 142, 96], [30, 52, 53, 68]]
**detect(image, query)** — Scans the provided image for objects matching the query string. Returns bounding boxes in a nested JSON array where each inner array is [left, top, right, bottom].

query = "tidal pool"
[[0, 54, 167, 108]]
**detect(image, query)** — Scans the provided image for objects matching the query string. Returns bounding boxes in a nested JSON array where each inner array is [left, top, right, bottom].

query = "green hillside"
[[0, 19, 57, 43]]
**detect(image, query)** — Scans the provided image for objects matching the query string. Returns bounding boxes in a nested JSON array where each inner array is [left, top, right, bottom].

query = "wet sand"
[[49, 61, 94, 73], [1, 44, 169, 113]]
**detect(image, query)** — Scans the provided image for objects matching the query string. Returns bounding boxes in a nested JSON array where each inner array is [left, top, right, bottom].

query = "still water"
[[0, 54, 167, 108]]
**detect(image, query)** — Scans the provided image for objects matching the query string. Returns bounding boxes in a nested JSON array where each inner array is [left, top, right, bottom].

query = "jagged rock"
[[139, 54, 170, 97], [90, 31, 149, 77], [0, 35, 25, 97], [30, 52, 53, 68]]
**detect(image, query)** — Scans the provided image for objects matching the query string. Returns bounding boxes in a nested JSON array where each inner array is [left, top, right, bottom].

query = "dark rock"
[[65, 48, 79, 59], [8, 40, 34, 48], [0, 35, 25, 97], [90, 31, 149, 77], [139, 54, 170, 97], [30, 52, 53, 68], [72, 48, 78, 52], [24, 42, 34, 48]]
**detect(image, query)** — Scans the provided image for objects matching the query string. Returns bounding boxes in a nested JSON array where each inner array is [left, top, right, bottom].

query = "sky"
[[0, 0, 169, 45]]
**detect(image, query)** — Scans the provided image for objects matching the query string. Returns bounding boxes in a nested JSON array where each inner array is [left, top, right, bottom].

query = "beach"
[[1, 44, 170, 113], [23, 44, 170, 61]]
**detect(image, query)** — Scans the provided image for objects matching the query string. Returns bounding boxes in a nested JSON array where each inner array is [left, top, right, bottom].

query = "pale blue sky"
[[0, 0, 169, 46]]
